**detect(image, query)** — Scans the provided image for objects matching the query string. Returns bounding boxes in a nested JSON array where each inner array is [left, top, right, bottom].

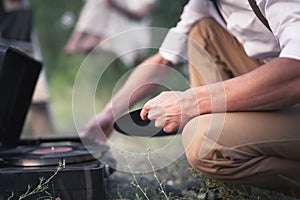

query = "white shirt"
[[159, 0, 300, 64]]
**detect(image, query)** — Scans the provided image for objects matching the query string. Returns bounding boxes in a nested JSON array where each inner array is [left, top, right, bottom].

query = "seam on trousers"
[[199, 135, 259, 160], [232, 138, 300, 149], [202, 134, 300, 161]]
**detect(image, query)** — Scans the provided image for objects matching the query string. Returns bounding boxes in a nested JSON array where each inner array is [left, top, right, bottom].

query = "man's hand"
[[140, 89, 200, 133]]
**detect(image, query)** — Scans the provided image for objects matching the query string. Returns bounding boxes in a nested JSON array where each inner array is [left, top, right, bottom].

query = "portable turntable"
[[0, 45, 114, 200]]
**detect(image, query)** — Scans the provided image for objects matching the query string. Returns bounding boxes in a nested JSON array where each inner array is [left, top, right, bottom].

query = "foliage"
[[8, 162, 63, 200], [108, 155, 297, 200]]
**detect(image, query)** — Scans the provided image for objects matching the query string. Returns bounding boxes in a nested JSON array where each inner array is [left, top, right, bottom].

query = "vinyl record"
[[0, 144, 108, 167], [113, 109, 181, 137]]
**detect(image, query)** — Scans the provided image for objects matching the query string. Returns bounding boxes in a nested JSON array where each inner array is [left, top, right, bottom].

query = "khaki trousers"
[[182, 18, 300, 198]]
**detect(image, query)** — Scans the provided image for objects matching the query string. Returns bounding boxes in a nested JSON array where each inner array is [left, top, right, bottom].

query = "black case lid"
[[0, 44, 42, 148]]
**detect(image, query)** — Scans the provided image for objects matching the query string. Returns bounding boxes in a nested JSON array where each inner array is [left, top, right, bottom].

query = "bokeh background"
[[26, 0, 189, 136]]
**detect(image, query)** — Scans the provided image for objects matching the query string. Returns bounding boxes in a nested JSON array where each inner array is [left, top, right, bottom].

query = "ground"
[[106, 153, 298, 200]]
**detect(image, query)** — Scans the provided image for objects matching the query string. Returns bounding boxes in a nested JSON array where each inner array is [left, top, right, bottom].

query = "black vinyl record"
[[113, 109, 181, 137]]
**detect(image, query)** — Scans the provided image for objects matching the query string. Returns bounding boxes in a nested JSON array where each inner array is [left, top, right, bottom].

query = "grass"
[[107, 154, 297, 200]]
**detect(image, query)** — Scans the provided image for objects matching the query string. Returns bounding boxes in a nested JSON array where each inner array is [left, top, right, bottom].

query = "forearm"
[[104, 53, 173, 117], [192, 57, 300, 114]]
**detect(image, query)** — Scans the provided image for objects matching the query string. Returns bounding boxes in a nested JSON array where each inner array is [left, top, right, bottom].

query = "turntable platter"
[[0, 144, 108, 167]]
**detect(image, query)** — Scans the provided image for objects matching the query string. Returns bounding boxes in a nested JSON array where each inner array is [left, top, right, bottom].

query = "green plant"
[[119, 149, 169, 200], [7, 162, 63, 200], [111, 152, 298, 200], [189, 168, 297, 200]]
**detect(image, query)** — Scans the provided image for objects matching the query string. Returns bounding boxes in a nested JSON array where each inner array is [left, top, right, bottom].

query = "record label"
[[32, 146, 73, 154]]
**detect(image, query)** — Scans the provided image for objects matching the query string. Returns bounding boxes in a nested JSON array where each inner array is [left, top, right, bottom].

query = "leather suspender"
[[209, 0, 226, 24], [248, 0, 272, 31], [210, 0, 272, 32]]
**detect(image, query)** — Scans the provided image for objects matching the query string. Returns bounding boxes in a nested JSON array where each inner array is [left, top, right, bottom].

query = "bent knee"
[[182, 113, 238, 178], [182, 114, 213, 170]]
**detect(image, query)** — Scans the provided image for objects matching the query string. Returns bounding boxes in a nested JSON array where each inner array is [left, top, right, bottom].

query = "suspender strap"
[[248, 0, 272, 31], [209, 0, 226, 24], [210, 0, 272, 32]]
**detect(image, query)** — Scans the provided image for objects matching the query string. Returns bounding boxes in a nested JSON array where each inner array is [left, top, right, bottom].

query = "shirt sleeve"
[[159, 0, 224, 64], [261, 0, 300, 61]]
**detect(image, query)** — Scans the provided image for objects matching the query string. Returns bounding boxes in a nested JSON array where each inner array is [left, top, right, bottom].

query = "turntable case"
[[0, 160, 108, 200], [0, 45, 114, 199]]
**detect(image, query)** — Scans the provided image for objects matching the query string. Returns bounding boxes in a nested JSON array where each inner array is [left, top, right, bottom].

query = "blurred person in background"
[[0, 0, 56, 137], [64, 0, 157, 67]]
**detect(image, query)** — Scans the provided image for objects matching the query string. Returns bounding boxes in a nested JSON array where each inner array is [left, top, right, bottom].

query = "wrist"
[[188, 86, 212, 115]]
